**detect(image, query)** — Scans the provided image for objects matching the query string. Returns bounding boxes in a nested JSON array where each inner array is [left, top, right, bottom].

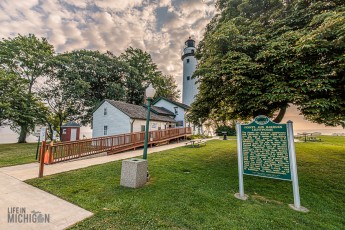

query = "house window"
[[174, 107, 178, 115], [104, 126, 108, 135], [187, 76, 190, 80], [191, 50, 194, 54], [141, 125, 145, 132], [62, 129, 67, 134], [186, 59, 190, 63], [104, 107, 107, 115]]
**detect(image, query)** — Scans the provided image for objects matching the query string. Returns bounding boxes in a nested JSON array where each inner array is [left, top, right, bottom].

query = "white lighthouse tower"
[[182, 37, 198, 106]]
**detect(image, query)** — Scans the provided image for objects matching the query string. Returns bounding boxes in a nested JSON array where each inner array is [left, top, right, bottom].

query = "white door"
[[70, 128, 77, 141]]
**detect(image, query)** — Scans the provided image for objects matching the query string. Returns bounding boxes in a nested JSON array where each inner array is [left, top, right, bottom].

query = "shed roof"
[[103, 100, 177, 123], [61, 121, 81, 127]]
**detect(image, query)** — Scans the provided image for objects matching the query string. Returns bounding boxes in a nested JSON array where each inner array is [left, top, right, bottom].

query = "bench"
[[308, 137, 321, 142]]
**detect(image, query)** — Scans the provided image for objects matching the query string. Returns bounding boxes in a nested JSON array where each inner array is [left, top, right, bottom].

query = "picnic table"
[[296, 132, 321, 142], [185, 139, 206, 148], [298, 132, 310, 142]]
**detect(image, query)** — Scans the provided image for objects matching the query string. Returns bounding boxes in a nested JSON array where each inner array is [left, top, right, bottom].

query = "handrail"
[[41, 127, 192, 164]]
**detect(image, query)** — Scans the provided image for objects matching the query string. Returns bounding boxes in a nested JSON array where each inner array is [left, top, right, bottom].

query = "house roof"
[[61, 121, 81, 127], [150, 106, 175, 116], [152, 97, 190, 110], [102, 100, 177, 123]]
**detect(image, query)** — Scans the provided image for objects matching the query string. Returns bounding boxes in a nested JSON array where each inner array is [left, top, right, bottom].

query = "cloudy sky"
[[0, 0, 343, 133], [0, 0, 216, 90]]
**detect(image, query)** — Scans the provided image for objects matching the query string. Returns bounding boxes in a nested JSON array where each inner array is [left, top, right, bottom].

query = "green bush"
[[215, 125, 236, 136]]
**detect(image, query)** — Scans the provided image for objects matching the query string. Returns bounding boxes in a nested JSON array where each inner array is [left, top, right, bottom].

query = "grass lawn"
[[0, 143, 38, 167], [27, 137, 345, 229]]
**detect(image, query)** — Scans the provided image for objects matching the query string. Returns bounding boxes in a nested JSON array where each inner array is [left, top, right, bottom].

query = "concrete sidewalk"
[[0, 172, 93, 230], [0, 140, 196, 181], [0, 138, 217, 229]]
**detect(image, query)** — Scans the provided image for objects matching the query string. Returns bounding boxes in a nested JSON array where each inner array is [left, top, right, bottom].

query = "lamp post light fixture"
[[143, 84, 156, 160]]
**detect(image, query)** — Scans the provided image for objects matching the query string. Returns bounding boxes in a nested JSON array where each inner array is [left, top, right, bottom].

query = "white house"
[[92, 99, 179, 138]]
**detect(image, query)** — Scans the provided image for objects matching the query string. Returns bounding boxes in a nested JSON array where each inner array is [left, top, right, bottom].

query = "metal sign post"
[[35, 136, 40, 160], [287, 121, 309, 212], [34, 126, 43, 160], [235, 122, 248, 200]]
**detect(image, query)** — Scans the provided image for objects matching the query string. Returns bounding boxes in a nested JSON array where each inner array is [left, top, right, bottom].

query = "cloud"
[[94, 0, 144, 11], [0, 0, 216, 93]]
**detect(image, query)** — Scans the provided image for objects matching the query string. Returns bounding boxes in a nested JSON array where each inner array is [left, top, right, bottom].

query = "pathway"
[[0, 138, 218, 229]]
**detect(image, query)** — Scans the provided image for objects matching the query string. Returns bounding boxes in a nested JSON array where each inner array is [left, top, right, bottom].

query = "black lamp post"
[[143, 84, 156, 159]]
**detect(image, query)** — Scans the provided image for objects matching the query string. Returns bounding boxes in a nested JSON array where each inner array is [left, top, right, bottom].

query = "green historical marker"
[[235, 115, 309, 212], [241, 116, 291, 180]]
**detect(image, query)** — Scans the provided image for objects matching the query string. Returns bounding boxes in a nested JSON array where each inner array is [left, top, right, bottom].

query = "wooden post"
[[48, 142, 54, 164], [132, 133, 136, 145], [78, 142, 80, 158], [133, 133, 136, 150]]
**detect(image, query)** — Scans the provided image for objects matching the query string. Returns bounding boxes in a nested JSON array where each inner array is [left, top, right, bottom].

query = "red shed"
[[61, 121, 81, 142]]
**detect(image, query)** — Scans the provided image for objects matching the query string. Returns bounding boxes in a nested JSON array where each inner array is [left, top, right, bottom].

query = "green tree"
[[191, 0, 345, 126], [0, 70, 47, 142], [120, 47, 162, 104], [0, 70, 26, 125], [0, 34, 54, 142], [120, 47, 180, 104], [152, 75, 180, 101], [38, 77, 82, 140], [51, 50, 128, 124]]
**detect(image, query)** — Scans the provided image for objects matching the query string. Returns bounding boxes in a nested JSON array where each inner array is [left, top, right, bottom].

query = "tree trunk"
[[59, 120, 63, 141], [47, 123, 53, 140], [273, 106, 288, 123], [18, 124, 28, 143]]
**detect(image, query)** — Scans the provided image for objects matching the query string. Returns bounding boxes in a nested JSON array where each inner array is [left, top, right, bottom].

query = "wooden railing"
[[41, 127, 191, 164]]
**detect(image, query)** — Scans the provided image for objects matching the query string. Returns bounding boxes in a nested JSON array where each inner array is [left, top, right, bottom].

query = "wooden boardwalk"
[[41, 127, 192, 164]]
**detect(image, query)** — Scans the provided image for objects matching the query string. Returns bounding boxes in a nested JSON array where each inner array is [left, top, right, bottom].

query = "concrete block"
[[120, 158, 148, 188]]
